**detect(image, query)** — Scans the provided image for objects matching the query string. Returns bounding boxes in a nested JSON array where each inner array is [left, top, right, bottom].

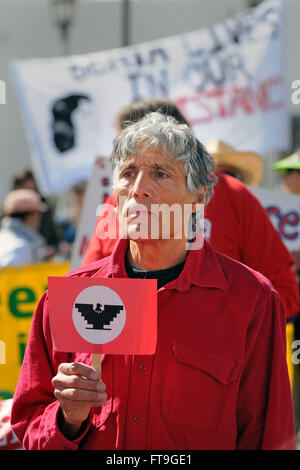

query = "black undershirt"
[[125, 249, 186, 290]]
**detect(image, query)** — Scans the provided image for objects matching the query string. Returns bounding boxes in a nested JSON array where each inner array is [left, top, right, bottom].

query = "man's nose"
[[131, 171, 153, 199]]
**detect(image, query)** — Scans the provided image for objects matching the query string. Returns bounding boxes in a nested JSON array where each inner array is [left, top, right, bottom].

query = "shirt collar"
[[99, 234, 228, 293]]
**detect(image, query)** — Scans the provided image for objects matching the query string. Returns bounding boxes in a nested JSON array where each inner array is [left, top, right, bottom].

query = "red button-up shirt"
[[11, 238, 295, 450]]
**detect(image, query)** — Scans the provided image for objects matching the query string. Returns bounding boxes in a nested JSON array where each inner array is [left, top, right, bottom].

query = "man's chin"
[[122, 226, 153, 241], [120, 220, 188, 242]]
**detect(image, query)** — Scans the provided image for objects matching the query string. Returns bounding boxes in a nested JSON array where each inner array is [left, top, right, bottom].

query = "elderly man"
[[11, 113, 295, 450]]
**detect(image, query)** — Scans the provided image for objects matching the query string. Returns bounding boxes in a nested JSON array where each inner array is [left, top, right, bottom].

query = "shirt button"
[[138, 364, 147, 372], [133, 416, 141, 423]]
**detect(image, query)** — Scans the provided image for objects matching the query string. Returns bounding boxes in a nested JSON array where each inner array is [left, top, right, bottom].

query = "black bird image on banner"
[[51, 94, 91, 153], [75, 303, 124, 330]]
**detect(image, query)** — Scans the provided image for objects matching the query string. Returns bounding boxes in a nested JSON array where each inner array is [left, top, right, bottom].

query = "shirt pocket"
[[161, 342, 241, 436]]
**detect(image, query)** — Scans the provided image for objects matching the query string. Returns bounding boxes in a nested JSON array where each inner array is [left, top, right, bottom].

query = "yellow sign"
[[0, 262, 69, 399]]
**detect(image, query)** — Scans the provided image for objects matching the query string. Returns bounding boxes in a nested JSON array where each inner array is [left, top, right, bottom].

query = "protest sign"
[[0, 262, 69, 399], [250, 186, 300, 251], [11, 0, 289, 196], [48, 277, 157, 355]]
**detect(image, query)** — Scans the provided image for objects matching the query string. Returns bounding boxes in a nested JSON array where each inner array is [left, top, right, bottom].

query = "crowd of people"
[[0, 169, 86, 267], [1, 97, 300, 450]]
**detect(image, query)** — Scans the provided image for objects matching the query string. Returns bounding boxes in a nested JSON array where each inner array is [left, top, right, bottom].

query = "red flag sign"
[[48, 277, 157, 354]]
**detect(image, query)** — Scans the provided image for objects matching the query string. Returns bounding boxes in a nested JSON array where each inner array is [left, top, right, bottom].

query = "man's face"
[[283, 170, 300, 194], [17, 178, 38, 192], [113, 144, 202, 242]]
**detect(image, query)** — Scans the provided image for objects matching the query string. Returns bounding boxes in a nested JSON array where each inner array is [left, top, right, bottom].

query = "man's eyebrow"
[[118, 160, 137, 172], [153, 162, 175, 172], [118, 159, 176, 173]]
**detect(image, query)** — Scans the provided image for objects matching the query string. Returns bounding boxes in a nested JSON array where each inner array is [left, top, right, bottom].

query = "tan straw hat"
[[3, 189, 47, 216], [205, 140, 264, 187]]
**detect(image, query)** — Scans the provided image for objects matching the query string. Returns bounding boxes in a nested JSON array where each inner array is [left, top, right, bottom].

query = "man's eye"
[[156, 171, 168, 178], [122, 170, 135, 178]]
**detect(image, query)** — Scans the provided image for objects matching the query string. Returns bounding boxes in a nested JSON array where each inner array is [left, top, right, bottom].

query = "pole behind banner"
[[92, 353, 102, 380], [121, 0, 130, 47]]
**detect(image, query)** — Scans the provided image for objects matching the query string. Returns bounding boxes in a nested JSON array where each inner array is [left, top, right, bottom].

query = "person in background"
[[273, 150, 300, 196], [208, 142, 299, 386], [272, 151, 300, 272], [0, 189, 52, 266], [12, 169, 60, 251], [82, 97, 299, 324], [273, 150, 300, 281]]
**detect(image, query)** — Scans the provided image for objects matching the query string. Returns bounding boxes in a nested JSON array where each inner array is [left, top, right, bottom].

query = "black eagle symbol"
[[75, 303, 123, 330], [51, 94, 91, 153]]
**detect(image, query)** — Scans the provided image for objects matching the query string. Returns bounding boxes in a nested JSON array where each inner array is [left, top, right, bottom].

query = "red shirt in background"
[[82, 173, 299, 321]]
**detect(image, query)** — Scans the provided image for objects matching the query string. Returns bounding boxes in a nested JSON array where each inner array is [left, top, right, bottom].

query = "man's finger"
[[52, 374, 106, 393], [58, 362, 99, 380], [54, 386, 107, 404]]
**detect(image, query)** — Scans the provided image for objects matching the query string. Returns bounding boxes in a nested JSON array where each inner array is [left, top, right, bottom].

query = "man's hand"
[[52, 362, 107, 438]]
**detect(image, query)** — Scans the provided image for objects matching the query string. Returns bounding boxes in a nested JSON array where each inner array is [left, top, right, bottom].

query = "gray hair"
[[111, 111, 217, 205]]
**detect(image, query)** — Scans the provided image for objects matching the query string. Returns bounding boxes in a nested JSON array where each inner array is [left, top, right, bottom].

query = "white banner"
[[249, 187, 300, 252], [10, 0, 289, 196]]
